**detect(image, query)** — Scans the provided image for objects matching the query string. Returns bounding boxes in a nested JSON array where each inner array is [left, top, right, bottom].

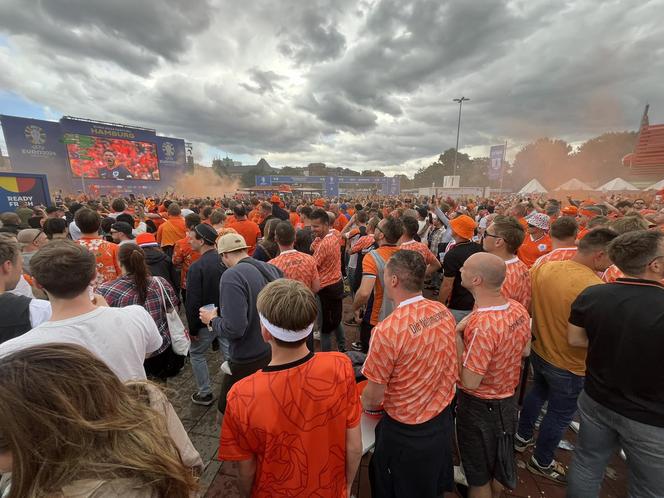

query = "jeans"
[[516, 352, 584, 466], [190, 326, 230, 396], [321, 323, 346, 352], [568, 391, 664, 498]]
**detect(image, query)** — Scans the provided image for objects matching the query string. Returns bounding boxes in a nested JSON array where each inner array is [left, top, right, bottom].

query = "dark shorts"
[[370, 406, 454, 498], [456, 390, 518, 488]]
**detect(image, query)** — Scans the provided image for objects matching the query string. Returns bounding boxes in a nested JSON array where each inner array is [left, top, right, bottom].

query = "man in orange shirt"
[[532, 216, 578, 269], [352, 216, 403, 352], [74, 208, 121, 287], [456, 252, 531, 497], [220, 279, 362, 498], [362, 250, 458, 498], [226, 205, 261, 256], [156, 203, 186, 258], [311, 208, 345, 352], [172, 213, 202, 303], [400, 215, 441, 276], [271, 221, 320, 293], [517, 212, 552, 268], [288, 205, 301, 227], [482, 216, 531, 310]]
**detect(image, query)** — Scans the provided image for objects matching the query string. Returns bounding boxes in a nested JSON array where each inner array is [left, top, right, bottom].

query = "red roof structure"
[[623, 105, 664, 176]]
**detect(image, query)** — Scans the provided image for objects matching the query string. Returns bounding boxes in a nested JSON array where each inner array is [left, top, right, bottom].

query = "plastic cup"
[[200, 304, 217, 313]]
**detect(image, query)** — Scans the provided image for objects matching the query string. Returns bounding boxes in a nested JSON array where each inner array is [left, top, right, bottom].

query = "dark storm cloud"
[[0, 0, 212, 74], [277, 9, 347, 65], [240, 68, 286, 95]]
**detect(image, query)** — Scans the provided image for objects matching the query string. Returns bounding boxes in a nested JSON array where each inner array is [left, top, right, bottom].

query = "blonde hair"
[[0, 344, 198, 497], [257, 279, 318, 332]]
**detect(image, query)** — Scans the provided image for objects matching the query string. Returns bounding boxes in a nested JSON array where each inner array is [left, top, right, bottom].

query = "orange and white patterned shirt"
[[351, 234, 374, 254], [362, 295, 458, 424], [270, 249, 320, 291], [77, 236, 121, 287], [311, 231, 342, 288], [601, 264, 623, 283], [532, 247, 577, 270], [502, 257, 532, 310], [400, 239, 438, 266], [461, 299, 531, 399]]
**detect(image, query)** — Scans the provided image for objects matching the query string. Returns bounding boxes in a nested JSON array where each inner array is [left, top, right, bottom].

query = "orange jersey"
[[311, 231, 343, 288], [601, 264, 623, 283], [172, 237, 200, 289], [362, 245, 400, 325], [362, 296, 458, 424], [333, 215, 348, 233], [502, 257, 532, 310], [77, 236, 121, 286], [227, 219, 261, 256], [351, 234, 374, 254], [400, 239, 438, 266], [156, 216, 186, 247], [532, 247, 577, 270], [517, 233, 552, 268], [270, 249, 320, 291], [461, 300, 531, 399], [220, 352, 360, 498]]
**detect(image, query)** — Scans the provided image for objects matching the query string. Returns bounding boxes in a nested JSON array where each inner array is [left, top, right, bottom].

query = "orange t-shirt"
[[461, 300, 531, 399], [362, 296, 458, 424], [172, 237, 200, 289], [77, 236, 121, 286], [502, 257, 532, 310], [289, 212, 301, 227], [224, 215, 237, 226], [532, 247, 577, 270], [156, 216, 186, 248], [362, 245, 400, 325], [220, 352, 360, 498], [601, 264, 623, 283], [400, 239, 438, 266], [517, 233, 552, 268], [351, 234, 374, 254], [333, 215, 348, 233], [227, 219, 261, 256], [270, 249, 320, 291], [311, 231, 342, 288]]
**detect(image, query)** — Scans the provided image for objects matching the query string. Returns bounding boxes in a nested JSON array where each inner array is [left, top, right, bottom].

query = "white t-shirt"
[[0, 305, 163, 381]]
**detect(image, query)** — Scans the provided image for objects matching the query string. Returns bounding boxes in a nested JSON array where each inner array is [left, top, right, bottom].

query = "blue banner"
[[488, 145, 505, 181], [59, 117, 157, 142], [0, 172, 51, 211], [153, 136, 186, 168]]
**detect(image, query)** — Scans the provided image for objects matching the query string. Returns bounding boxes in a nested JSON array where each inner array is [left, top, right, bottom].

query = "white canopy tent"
[[645, 179, 664, 190], [597, 177, 639, 192], [554, 178, 594, 191], [518, 179, 547, 194]]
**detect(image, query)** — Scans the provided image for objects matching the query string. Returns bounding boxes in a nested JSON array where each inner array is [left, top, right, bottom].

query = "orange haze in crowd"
[[174, 167, 239, 197]]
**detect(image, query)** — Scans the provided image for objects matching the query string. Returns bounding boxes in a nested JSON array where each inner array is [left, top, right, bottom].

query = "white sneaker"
[[221, 361, 232, 375]]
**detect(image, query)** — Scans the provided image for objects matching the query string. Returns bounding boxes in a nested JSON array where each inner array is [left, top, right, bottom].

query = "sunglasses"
[[32, 230, 44, 243]]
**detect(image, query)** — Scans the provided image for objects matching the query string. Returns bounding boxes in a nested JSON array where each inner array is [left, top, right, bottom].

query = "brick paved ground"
[[170, 290, 628, 497]]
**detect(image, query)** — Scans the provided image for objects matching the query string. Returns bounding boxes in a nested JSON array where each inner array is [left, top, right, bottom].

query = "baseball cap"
[[111, 221, 134, 238], [135, 232, 158, 247], [449, 215, 476, 240], [217, 233, 250, 254], [194, 223, 218, 245], [17, 228, 42, 245]]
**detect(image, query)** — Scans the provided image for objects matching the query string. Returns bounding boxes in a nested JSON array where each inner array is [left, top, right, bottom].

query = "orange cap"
[[270, 194, 280, 203], [449, 214, 477, 240], [314, 198, 325, 207], [562, 206, 578, 215]]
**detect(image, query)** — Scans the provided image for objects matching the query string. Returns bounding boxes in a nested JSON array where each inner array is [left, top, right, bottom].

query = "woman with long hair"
[[253, 218, 280, 262], [0, 344, 200, 497], [98, 244, 184, 380]]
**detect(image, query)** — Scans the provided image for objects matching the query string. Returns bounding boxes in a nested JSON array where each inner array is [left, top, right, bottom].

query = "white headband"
[[259, 313, 314, 342]]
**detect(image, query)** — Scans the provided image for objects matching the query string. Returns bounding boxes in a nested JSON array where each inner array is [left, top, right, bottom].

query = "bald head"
[[462, 252, 506, 291]]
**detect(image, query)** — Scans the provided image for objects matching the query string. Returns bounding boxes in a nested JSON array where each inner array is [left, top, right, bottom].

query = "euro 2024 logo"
[[25, 125, 46, 145], [162, 141, 175, 159]]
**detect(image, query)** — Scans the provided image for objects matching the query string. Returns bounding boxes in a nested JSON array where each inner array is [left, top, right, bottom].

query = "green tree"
[[512, 138, 572, 188], [361, 169, 385, 177], [568, 132, 637, 183]]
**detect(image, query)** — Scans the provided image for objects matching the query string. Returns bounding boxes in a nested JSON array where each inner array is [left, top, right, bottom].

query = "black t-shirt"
[[98, 166, 133, 180], [569, 278, 664, 427], [443, 241, 483, 310]]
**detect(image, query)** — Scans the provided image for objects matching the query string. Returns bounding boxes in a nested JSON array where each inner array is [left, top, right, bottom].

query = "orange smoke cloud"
[[173, 166, 240, 197]]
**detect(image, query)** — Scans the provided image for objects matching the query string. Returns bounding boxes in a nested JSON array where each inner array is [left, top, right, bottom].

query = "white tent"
[[597, 177, 639, 192], [519, 179, 547, 194], [645, 179, 664, 190], [554, 178, 594, 191]]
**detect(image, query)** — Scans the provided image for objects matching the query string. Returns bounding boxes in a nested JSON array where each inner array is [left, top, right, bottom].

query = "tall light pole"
[[452, 96, 470, 180]]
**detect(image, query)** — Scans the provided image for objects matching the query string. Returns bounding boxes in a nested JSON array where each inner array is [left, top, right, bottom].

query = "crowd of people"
[[0, 189, 663, 497]]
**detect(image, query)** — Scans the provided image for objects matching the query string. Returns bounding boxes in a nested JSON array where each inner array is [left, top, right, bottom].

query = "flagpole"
[[499, 140, 507, 194]]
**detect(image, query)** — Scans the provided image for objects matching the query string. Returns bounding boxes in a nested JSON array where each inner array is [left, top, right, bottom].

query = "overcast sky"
[[1, 0, 663, 175]]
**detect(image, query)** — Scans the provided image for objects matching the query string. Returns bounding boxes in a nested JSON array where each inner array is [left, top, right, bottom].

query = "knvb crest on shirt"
[[24, 125, 46, 145]]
